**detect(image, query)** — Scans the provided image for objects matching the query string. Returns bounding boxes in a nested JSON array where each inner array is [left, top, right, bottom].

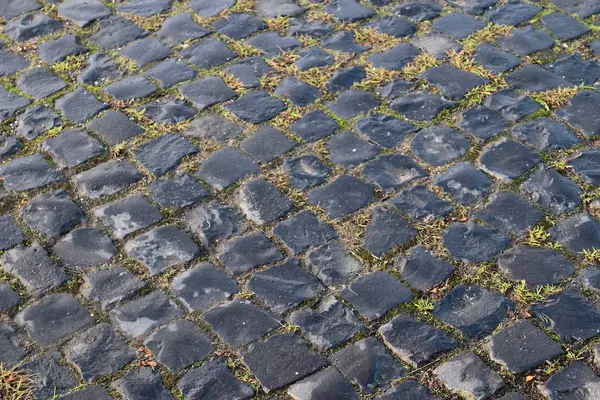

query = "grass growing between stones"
[[0, 364, 38, 400]]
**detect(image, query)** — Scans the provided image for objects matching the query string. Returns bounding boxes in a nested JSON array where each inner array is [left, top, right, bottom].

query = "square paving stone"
[[16, 293, 93, 346], [474, 43, 522, 75], [94, 194, 162, 239], [196, 147, 259, 190], [391, 91, 456, 121], [178, 358, 254, 400], [550, 0, 600, 17], [180, 76, 236, 111], [521, 164, 581, 215], [434, 351, 504, 400], [144, 320, 213, 372], [105, 75, 157, 100], [184, 201, 247, 248], [511, 117, 580, 152], [306, 241, 363, 289], [363, 207, 416, 257], [140, 98, 196, 125], [0, 154, 65, 191], [87, 110, 143, 146], [556, 90, 600, 137], [218, 232, 283, 275], [204, 300, 279, 347], [433, 284, 512, 340], [0, 214, 25, 251], [234, 178, 293, 225], [72, 159, 142, 199], [275, 76, 320, 106], [145, 58, 197, 89], [291, 109, 339, 142], [369, 16, 417, 38], [55, 88, 107, 123], [443, 221, 509, 262], [551, 213, 600, 253], [497, 26, 555, 56], [42, 128, 104, 169], [0, 0, 41, 20], [498, 245, 574, 287], [390, 184, 453, 220], [120, 38, 171, 68], [478, 138, 540, 182], [149, 174, 208, 209], [58, 0, 110, 27], [38, 34, 87, 64], [547, 54, 600, 86], [66, 323, 135, 381], [355, 113, 417, 148], [185, 113, 244, 142], [328, 90, 380, 119], [216, 13, 266, 39], [369, 43, 419, 70], [327, 66, 366, 92], [78, 53, 123, 85], [327, 0, 374, 21], [411, 125, 470, 166], [110, 291, 183, 339], [171, 262, 238, 311], [242, 334, 327, 392], [0, 135, 21, 160], [328, 130, 379, 169], [539, 361, 600, 400], [248, 32, 301, 56], [5, 14, 62, 42], [376, 78, 415, 100], [341, 271, 414, 321], [88, 16, 146, 50], [460, 106, 510, 140], [396, 2, 441, 21], [17, 67, 65, 99], [330, 336, 405, 393], [542, 12, 590, 41], [227, 90, 287, 123], [289, 295, 364, 350], [375, 381, 439, 400], [421, 65, 488, 101], [432, 13, 485, 39], [485, 0, 541, 26], [1, 243, 68, 297], [531, 289, 600, 343], [484, 88, 541, 122], [0, 283, 18, 311], [60, 385, 112, 400], [117, 0, 172, 15], [274, 210, 337, 254], [435, 162, 492, 205], [80, 266, 146, 310], [323, 31, 369, 54], [54, 227, 118, 269], [568, 148, 600, 185], [0, 50, 29, 77], [284, 154, 331, 189], [0, 324, 27, 366], [247, 258, 324, 314], [395, 246, 455, 292], [0, 87, 30, 122], [180, 38, 237, 68], [21, 190, 85, 239], [473, 191, 544, 236], [308, 175, 374, 219], [288, 367, 358, 400], [134, 133, 197, 176], [241, 126, 295, 162], [225, 56, 273, 87], [579, 267, 600, 295], [125, 225, 200, 276], [21, 352, 78, 399], [506, 65, 570, 92], [485, 319, 563, 373], [411, 33, 463, 59], [112, 368, 174, 400], [379, 314, 458, 367]]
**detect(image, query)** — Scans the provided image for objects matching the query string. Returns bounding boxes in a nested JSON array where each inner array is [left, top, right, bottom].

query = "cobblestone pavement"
[[2, 0, 600, 399]]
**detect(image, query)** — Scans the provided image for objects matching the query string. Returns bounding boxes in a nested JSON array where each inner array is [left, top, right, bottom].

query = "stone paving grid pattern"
[[2, 0, 600, 399]]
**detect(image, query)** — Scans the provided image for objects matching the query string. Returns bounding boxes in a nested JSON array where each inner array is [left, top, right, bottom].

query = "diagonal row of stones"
[[1, 0, 600, 399]]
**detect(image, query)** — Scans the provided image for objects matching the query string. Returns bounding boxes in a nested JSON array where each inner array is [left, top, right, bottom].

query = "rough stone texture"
[[539, 362, 600, 400], [178, 358, 254, 400], [498, 245, 574, 287], [171, 262, 238, 311], [80, 267, 146, 310]]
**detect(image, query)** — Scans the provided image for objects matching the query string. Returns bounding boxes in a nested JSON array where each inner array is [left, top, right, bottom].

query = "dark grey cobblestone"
[[1, 0, 600, 397]]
